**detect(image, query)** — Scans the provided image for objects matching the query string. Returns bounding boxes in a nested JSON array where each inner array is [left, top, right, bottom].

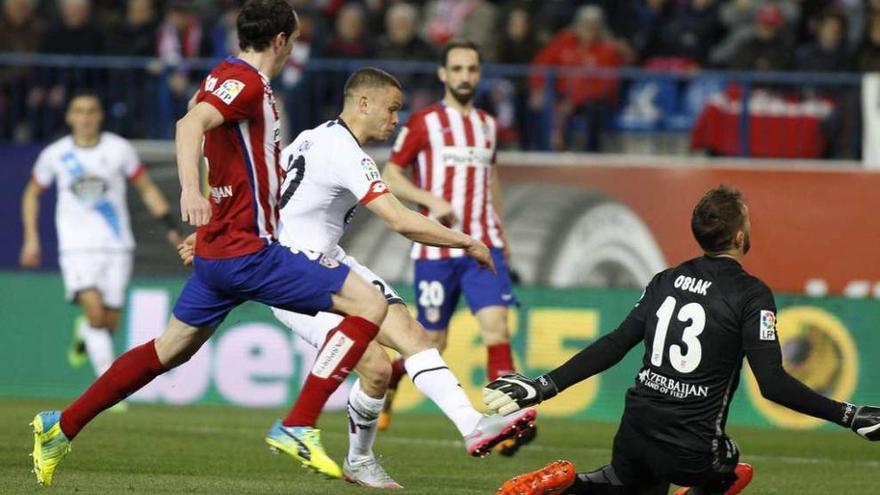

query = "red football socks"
[[283, 316, 380, 427], [60, 339, 167, 440], [387, 357, 407, 391], [487, 342, 515, 380]]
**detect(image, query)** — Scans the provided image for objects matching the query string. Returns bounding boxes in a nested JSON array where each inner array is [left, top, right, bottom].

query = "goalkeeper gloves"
[[844, 403, 880, 441], [483, 373, 559, 415]]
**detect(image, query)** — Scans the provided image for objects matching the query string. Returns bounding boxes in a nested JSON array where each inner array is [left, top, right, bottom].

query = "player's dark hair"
[[691, 185, 747, 254], [67, 89, 103, 110], [343, 67, 402, 99], [237, 0, 298, 52], [441, 39, 481, 66]]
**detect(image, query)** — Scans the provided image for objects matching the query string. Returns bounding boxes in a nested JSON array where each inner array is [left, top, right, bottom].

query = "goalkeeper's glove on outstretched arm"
[[483, 373, 559, 415], [844, 403, 880, 441]]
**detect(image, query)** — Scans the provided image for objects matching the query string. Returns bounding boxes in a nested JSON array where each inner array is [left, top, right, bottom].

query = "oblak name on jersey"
[[673, 275, 712, 296]]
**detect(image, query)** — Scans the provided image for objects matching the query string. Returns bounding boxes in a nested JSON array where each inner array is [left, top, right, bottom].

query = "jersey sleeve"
[[388, 115, 427, 168], [547, 274, 656, 392], [336, 148, 390, 205], [198, 73, 263, 122], [121, 140, 145, 180], [740, 279, 779, 351], [31, 148, 55, 189]]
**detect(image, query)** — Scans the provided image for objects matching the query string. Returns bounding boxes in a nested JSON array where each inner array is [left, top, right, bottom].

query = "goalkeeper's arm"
[[484, 312, 644, 415], [747, 346, 880, 441]]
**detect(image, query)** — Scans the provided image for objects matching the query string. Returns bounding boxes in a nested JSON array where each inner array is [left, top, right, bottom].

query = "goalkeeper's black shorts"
[[610, 417, 740, 492]]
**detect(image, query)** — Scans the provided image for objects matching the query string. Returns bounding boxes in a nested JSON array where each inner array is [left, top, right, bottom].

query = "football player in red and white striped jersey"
[[383, 40, 534, 455]]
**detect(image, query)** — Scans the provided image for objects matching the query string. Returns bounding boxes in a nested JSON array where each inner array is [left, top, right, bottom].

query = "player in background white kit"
[[178, 68, 537, 489], [20, 90, 182, 389]]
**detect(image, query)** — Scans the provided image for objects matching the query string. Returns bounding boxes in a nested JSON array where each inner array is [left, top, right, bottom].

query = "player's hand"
[[850, 405, 880, 441], [180, 188, 212, 226], [167, 229, 184, 249], [19, 240, 41, 268], [177, 233, 197, 267], [466, 240, 495, 273], [483, 373, 558, 415], [430, 198, 458, 226]]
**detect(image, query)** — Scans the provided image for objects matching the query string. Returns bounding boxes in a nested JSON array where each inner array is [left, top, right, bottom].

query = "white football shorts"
[[59, 250, 133, 308], [271, 253, 402, 348]]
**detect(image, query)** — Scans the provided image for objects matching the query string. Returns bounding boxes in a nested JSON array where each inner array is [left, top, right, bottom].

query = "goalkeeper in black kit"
[[485, 185, 880, 495]]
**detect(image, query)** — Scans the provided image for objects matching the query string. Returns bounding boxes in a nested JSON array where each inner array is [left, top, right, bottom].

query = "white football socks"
[[405, 348, 482, 436], [347, 379, 385, 463], [79, 320, 115, 377]]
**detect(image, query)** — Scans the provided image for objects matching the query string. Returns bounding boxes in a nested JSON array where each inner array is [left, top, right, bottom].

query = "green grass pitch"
[[1, 398, 876, 494]]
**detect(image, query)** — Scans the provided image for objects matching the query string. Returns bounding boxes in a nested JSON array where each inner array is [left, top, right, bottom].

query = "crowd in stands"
[[0, 0, 875, 155]]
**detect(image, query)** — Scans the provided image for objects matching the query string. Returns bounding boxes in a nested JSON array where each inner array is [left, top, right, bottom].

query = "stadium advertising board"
[[498, 161, 880, 296], [2, 272, 878, 430]]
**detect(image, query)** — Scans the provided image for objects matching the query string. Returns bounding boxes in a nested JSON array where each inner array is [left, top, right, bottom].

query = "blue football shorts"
[[173, 242, 350, 328], [414, 248, 517, 330]]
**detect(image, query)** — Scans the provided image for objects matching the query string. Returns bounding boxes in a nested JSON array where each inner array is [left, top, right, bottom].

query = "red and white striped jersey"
[[194, 57, 282, 259], [389, 103, 504, 260]]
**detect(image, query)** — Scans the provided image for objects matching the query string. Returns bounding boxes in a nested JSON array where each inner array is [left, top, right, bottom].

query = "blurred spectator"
[[494, 2, 541, 148], [376, 2, 435, 61], [712, 0, 799, 66], [1, 0, 45, 140], [529, 5, 632, 151], [423, 0, 498, 59], [156, 0, 212, 116], [104, 0, 159, 56], [157, 0, 211, 66], [857, 13, 880, 72], [375, 3, 436, 110], [643, 0, 726, 67], [26, 0, 106, 140], [41, 0, 104, 55], [725, 4, 794, 71], [0, 0, 44, 53], [625, 0, 676, 62], [322, 3, 374, 58], [796, 0, 862, 51], [210, 0, 243, 59], [796, 9, 853, 72]]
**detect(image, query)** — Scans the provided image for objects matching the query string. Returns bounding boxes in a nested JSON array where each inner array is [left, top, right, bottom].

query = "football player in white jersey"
[[178, 68, 536, 489], [20, 90, 182, 388]]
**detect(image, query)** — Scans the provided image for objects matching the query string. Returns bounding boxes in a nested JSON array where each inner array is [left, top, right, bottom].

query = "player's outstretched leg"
[[377, 356, 406, 431], [30, 411, 71, 487], [495, 459, 576, 495], [267, 311, 382, 479], [672, 463, 754, 495]]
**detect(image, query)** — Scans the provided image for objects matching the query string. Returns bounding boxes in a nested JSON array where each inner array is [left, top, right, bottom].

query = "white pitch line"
[[155, 423, 880, 469]]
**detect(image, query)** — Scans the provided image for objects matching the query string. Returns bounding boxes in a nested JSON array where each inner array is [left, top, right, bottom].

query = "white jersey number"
[[650, 296, 705, 373]]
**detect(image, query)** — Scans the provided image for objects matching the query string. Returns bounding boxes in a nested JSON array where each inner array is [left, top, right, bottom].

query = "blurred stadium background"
[[2, 0, 880, 493]]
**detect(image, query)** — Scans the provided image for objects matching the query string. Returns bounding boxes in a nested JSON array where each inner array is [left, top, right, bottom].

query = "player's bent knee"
[[359, 292, 388, 325]]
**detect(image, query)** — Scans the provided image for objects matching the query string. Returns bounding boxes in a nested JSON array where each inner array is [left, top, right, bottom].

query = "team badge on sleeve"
[[361, 157, 381, 181], [213, 79, 245, 104], [759, 310, 777, 341]]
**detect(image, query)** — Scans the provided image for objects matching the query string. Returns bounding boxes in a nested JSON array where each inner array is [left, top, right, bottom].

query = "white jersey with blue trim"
[[31, 132, 143, 253]]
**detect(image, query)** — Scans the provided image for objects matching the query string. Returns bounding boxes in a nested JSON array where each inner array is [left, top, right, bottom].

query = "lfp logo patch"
[[213, 79, 245, 105], [759, 310, 777, 341]]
